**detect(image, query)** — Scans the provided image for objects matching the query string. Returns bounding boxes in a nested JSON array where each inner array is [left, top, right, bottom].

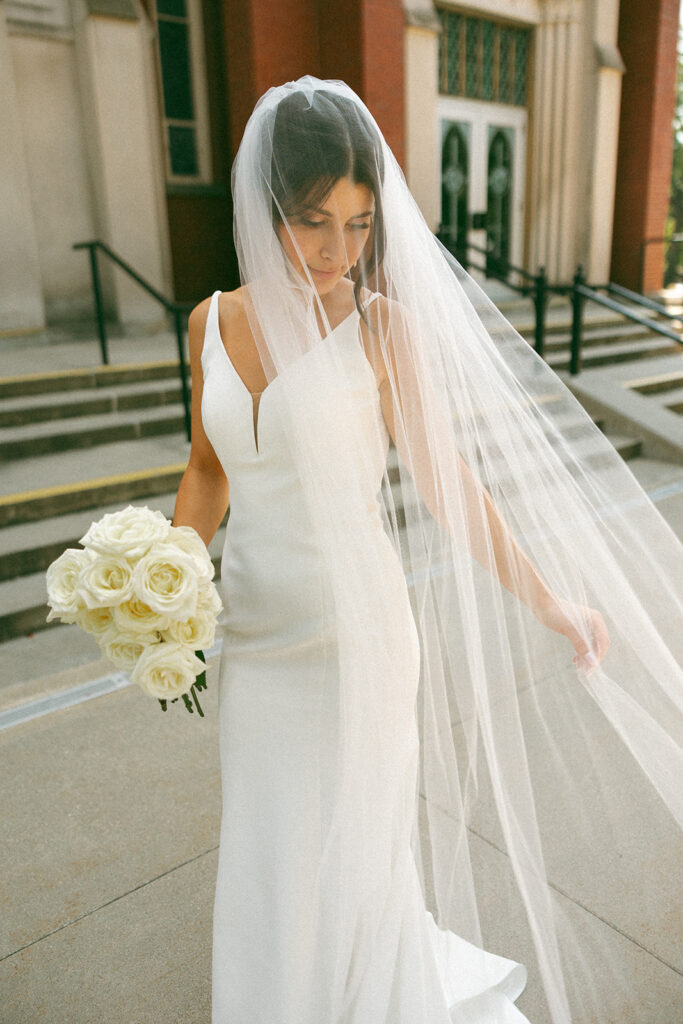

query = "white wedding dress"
[[201, 288, 531, 1023]]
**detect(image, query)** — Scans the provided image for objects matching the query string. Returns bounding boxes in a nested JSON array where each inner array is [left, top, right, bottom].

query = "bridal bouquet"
[[45, 506, 222, 717]]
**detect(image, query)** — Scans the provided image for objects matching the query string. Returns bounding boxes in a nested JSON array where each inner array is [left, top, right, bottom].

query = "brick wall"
[[611, 0, 680, 292], [223, 0, 405, 169]]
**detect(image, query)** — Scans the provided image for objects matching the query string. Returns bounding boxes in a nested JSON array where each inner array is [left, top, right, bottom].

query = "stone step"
[[383, 426, 640, 529], [0, 405, 187, 461], [0, 462, 187, 529], [661, 387, 683, 415], [0, 378, 186, 428], [509, 299, 674, 337], [545, 337, 682, 371], [0, 360, 188, 400], [0, 427, 189, 496], [536, 322, 655, 351], [627, 371, 683, 396]]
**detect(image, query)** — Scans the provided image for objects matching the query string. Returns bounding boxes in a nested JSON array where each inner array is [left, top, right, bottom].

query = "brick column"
[[224, 0, 405, 169], [610, 0, 679, 293]]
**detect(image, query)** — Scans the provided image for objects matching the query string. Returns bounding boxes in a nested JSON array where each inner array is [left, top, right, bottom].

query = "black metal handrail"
[[437, 233, 554, 357], [570, 267, 683, 375], [438, 233, 683, 375], [73, 239, 193, 440], [603, 281, 683, 322]]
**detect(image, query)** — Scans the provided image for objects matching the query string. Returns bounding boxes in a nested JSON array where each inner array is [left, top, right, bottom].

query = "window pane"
[[158, 20, 194, 121], [482, 20, 495, 101], [439, 10, 530, 107], [168, 124, 198, 175], [465, 18, 479, 98], [498, 27, 513, 104], [446, 13, 461, 95], [514, 31, 529, 106], [157, 0, 186, 17]]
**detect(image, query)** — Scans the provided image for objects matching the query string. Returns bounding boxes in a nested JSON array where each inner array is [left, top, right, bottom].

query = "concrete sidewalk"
[[2, 617, 683, 1022]]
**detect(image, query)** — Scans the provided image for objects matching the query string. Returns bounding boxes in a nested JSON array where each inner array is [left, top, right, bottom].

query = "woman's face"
[[277, 176, 375, 295]]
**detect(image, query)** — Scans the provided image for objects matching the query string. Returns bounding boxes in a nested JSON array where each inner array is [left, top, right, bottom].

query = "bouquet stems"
[[158, 650, 207, 716]]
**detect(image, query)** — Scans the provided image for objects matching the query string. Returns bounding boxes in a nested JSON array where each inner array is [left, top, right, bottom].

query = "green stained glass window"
[[465, 18, 479, 98], [498, 27, 513, 105], [482, 20, 495, 101], [437, 7, 530, 108], [444, 11, 462, 96], [514, 32, 529, 106]]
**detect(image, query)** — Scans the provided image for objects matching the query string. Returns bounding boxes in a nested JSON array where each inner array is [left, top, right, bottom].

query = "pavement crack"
[[467, 826, 683, 978], [0, 844, 219, 963]]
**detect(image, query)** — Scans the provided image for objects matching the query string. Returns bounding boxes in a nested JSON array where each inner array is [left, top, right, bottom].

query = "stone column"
[[585, 0, 625, 284], [404, 2, 441, 230], [528, 0, 585, 282], [72, 0, 171, 327], [0, 1, 44, 334]]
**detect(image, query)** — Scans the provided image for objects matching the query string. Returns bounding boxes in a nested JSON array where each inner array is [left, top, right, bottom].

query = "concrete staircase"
[[0, 354, 645, 644], [0, 361, 202, 643], [510, 295, 683, 371]]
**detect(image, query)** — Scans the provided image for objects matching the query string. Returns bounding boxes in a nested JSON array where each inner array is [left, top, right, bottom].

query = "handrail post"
[[570, 265, 585, 375], [174, 308, 191, 442], [533, 265, 547, 357], [88, 244, 109, 365]]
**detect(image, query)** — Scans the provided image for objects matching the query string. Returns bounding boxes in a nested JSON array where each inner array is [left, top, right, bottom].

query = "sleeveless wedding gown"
[[201, 288, 531, 1023]]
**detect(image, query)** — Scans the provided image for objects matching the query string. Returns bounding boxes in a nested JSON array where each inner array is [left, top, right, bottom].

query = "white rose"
[[76, 605, 115, 640], [132, 544, 199, 621], [197, 579, 223, 619], [46, 548, 90, 622], [80, 505, 170, 560], [168, 525, 215, 580], [163, 610, 216, 649], [78, 553, 135, 608], [131, 642, 205, 700], [113, 597, 169, 634], [103, 630, 160, 673]]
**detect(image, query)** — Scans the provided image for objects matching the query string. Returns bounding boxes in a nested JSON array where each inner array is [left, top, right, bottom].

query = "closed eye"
[[300, 218, 373, 230]]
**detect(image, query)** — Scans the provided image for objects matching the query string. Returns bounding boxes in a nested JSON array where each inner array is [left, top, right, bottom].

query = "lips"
[[309, 266, 338, 278]]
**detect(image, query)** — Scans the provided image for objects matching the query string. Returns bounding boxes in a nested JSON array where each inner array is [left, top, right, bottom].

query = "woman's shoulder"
[[189, 286, 245, 330]]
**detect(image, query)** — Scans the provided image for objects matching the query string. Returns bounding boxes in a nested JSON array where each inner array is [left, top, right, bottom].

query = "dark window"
[[154, 0, 203, 179], [168, 125, 199, 175]]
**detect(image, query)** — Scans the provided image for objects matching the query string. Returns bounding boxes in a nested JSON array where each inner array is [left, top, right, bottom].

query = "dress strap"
[[360, 290, 382, 311], [202, 290, 222, 370]]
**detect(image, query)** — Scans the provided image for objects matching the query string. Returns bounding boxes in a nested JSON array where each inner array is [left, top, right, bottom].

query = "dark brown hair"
[[270, 88, 385, 322]]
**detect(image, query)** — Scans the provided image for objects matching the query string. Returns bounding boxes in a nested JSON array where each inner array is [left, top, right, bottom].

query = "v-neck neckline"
[[211, 292, 360, 455]]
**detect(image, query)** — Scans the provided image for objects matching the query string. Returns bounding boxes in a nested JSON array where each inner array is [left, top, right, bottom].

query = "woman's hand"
[[535, 594, 610, 677]]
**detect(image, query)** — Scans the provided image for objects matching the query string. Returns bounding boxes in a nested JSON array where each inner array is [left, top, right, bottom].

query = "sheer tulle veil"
[[229, 76, 683, 1022]]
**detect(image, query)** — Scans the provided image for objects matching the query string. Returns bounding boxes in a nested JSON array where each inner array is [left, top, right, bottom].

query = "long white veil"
[[228, 76, 682, 1022]]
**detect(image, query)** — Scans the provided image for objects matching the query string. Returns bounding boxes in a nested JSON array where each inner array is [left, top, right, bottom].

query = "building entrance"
[[438, 97, 527, 274]]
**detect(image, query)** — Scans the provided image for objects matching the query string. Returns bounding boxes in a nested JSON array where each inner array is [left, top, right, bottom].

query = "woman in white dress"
[[172, 78, 682, 1023]]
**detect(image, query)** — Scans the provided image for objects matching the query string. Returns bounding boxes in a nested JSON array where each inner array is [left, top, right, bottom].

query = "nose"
[[319, 225, 347, 265]]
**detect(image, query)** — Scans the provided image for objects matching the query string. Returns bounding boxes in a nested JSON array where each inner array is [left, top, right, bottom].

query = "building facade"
[[0, 0, 678, 335]]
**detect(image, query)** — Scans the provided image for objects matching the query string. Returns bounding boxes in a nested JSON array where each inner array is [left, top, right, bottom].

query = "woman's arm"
[[172, 299, 230, 547], [363, 297, 609, 673], [362, 296, 553, 616]]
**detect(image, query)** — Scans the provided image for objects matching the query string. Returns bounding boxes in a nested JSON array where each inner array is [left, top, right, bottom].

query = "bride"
[[172, 77, 682, 1023]]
